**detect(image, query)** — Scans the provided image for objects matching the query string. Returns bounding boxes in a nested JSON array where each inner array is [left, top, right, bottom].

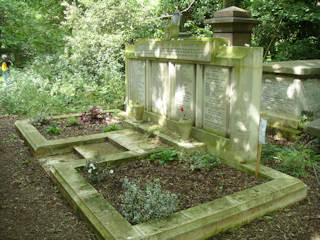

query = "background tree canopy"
[[0, 0, 319, 116]]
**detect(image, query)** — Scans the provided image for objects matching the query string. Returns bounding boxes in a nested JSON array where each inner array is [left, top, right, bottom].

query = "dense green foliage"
[[1, 0, 319, 116], [261, 139, 320, 177], [243, 0, 320, 61]]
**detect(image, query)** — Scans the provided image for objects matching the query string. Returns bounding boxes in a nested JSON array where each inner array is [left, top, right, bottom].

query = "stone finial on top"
[[214, 6, 251, 18], [205, 6, 259, 46]]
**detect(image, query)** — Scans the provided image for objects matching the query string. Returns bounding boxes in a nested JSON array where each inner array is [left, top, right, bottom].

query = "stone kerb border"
[[50, 150, 307, 240], [15, 112, 118, 157]]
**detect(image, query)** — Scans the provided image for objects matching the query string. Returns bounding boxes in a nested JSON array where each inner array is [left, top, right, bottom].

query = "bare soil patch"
[[85, 159, 265, 224], [34, 115, 122, 140], [0, 115, 97, 240]]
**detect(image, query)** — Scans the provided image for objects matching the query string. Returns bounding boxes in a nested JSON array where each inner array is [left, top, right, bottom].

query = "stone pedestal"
[[205, 6, 259, 46]]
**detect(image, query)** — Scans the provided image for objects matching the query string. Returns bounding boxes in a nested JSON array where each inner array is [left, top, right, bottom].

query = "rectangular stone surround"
[[49, 150, 307, 240]]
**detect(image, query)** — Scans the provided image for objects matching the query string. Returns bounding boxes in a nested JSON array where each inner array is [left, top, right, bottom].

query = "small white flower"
[[109, 169, 114, 174], [88, 168, 92, 174], [89, 163, 96, 170]]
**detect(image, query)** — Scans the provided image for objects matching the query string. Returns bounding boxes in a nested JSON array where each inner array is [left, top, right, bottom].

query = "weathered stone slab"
[[262, 75, 300, 119], [263, 59, 320, 76], [74, 142, 126, 159], [203, 66, 230, 136], [106, 129, 160, 153], [151, 61, 169, 115], [174, 63, 195, 121], [129, 59, 145, 105], [135, 39, 212, 62]]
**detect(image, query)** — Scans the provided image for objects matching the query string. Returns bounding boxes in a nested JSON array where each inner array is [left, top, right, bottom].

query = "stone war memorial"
[[15, 6, 308, 240], [126, 38, 263, 164]]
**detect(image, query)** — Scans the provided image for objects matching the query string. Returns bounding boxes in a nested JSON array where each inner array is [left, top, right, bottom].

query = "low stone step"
[[106, 129, 161, 152], [74, 141, 126, 159]]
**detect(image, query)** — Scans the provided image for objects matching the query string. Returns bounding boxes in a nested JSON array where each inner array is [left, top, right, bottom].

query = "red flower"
[[180, 107, 184, 112]]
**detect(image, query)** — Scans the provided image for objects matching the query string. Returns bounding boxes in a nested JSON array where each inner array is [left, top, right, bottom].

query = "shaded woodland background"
[[0, 0, 319, 116]]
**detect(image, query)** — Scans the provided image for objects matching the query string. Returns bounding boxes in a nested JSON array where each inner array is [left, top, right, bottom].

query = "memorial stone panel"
[[151, 62, 169, 115], [174, 64, 195, 121], [135, 40, 211, 62], [130, 60, 146, 105], [203, 66, 230, 135], [262, 76, 299, 118]]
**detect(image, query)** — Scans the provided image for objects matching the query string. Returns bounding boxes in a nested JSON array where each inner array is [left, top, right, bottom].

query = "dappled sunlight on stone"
[[237, 121, 248, 132], [249, 104, 260, 125], [286, 79, 301, 99]]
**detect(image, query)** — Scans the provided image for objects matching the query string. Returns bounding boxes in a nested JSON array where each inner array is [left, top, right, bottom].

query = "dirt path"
[[0, 115, 97, 240], [0, 115, 319, 240]]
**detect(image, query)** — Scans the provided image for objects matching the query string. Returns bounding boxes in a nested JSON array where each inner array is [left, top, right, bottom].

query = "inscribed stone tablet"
[[174, 64, 195, 120], [135, 40, 211, 62], [203, 66, 230, 135], [262, 76, 299, 118], [151, 62, 169, 115], [130, 60, 145, 105]]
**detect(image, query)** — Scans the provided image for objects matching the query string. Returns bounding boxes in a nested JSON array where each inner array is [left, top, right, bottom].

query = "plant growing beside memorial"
[[83, 154, 112, 183], [45, 125, 61, 136], [187, 151, 221, 171], [148, 148, 180, 165], [261, 141, 319, 178], [103, 124, 123, 132], [31, 113, 52, 126], [66, 117, 79, 127]]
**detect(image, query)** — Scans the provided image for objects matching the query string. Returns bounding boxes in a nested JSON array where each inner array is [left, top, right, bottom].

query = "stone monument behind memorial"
[[125, 37, 263, 163]]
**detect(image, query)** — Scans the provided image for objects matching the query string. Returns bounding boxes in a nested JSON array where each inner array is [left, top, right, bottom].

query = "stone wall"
[[262, 60, 320, 129], [126, 38, 263, 163]]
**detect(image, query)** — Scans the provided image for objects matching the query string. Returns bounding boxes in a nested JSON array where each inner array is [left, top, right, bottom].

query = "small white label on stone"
[[259, 118, 267, 144]]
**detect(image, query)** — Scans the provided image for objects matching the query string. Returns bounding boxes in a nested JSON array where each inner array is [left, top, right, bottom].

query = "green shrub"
[[188, 151, 221, 171], [120, 177, 178, 224], [45, 125, 61, 136], [103, 124, 123, 132], [149, 148, 180, 165]]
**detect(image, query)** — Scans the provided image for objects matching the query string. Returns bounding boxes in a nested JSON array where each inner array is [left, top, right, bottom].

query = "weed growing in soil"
[[120, 177, 178, 224], [84, 153, 112, 183], [103, 124, 123, 132], [298, 111, 314, 129], [187, 151, 221, 171], [31, 113, 51, 126], [45, 125, 61, 136], [66, 117, 79, 126], [148, 148, 180, 165], [261, 143, 319, 177]]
